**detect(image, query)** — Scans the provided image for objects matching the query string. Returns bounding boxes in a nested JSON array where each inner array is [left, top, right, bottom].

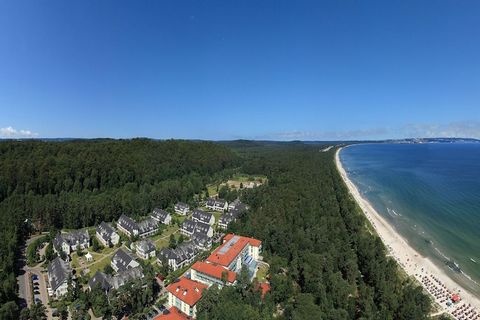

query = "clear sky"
[[1, 0, 479, 140]]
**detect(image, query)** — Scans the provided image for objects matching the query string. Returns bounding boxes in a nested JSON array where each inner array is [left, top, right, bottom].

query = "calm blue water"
[[341, 143, 480, 295]]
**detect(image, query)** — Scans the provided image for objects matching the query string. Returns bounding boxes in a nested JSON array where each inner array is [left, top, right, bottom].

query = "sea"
[[340, 143, 480, 296]]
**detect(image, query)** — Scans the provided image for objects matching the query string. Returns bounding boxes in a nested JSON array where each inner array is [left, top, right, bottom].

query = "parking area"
[[29, 270, 53, 319]]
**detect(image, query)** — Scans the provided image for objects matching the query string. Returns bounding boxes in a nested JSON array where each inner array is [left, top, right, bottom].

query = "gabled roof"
[[53, 230, 90, 250], [218, 214, 235, 225], [180, 219, 196, 233], [88, 271, 112, 291], [166, 277, 207, 306], [192, 261, 236, 283], [206, 234, 261, 267], [112, 248, 136, 272], [181, 219, 212, 236], [109, 266, 144, 289], [157, 242, 198, 265], [48, 257, 71, 291], [229, 199, 241, 207], [89, 266, 144, 291], [53, 234, 65, 252], [63, 230, 90, 246], [214, 199, 226, 207], [153, 307, 190, 320], [175, 202, 189, 210], [96, 222, 116, 241], [191, 231, 212, 247], [152, 208, 171, 223], [192, 209, 213, 224], [193, 221, 212, 236], [136, 239, 156, 253], [118, 214, 139, 233], [206, 198, 216, 206], [137, 217, 159, 234]]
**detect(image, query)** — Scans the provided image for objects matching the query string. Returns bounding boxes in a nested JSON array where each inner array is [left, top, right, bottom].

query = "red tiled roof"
[[192, 261, 236, 283], [259, 282, 270, 298], [223, 233, 262, 247], [153, 307, 190, 320], [206, 234, 261, 267], [166, 277, 207, 306]]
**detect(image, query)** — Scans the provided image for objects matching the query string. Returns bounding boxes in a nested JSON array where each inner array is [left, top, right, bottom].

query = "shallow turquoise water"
[[341, 143, 480, 295]]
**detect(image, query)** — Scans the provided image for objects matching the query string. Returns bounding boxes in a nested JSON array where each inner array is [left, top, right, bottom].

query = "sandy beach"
[[335, 147, 480, 319]]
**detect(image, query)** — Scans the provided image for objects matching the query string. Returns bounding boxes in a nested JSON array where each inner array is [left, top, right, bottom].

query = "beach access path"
[[335, 147, 480, 319]]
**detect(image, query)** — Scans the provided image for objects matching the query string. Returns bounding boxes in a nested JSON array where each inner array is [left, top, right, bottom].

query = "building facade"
[[96, 222, 120, 247], [174, 203, 190, 215], [166, 278, 207, 318], [47, 257, 72, 298]]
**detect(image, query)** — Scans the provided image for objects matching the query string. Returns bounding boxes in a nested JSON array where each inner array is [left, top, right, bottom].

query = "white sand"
[[335, 147, 480, 316]]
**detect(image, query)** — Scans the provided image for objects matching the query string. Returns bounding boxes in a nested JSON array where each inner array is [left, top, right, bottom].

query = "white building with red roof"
[[166, 277, 207, 318], [190, 261, 236, 288], [206, 234, 262, 275]]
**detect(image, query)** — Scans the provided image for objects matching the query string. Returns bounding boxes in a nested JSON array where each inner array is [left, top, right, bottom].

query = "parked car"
[[33, 281, 39, 286], [34, 290, 40, 295], [31, 274, 39, 281], [34, 298, 41, 304]]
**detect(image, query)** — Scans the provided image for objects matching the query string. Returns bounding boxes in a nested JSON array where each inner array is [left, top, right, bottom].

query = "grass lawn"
[[96, 245, 116, 256], [71, 244, 119, 277], [71, 252, 80, 269], [151, 225, 179, 248], [172, 214, 188, 225], [232, 174, 267, 182], [207, 184, 218, 197], [255, 264, 269, 282], [87, 255, 112, 277], [212, 211, 222, 224], [155, 238, 169, 250]]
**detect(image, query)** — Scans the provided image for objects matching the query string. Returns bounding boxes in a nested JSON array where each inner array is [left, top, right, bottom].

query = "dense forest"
[[197, 143, 432, 319], [0, 139, 238, 318], [0, 139, 431, 319]]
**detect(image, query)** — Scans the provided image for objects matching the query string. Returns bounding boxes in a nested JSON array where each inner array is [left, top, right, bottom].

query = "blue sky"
[[1, 0, 479, 140]]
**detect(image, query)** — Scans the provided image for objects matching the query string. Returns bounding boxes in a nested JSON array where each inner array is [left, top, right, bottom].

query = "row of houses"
[[48, 199, 243, 304], [53, 206, 174, 257], [116, 207, 173, 238], [48, 202, 188, 299], [157, 234, 263, 319]]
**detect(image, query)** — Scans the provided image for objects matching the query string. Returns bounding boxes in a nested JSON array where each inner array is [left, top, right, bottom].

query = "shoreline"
[[335, 147, 480, 317]]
